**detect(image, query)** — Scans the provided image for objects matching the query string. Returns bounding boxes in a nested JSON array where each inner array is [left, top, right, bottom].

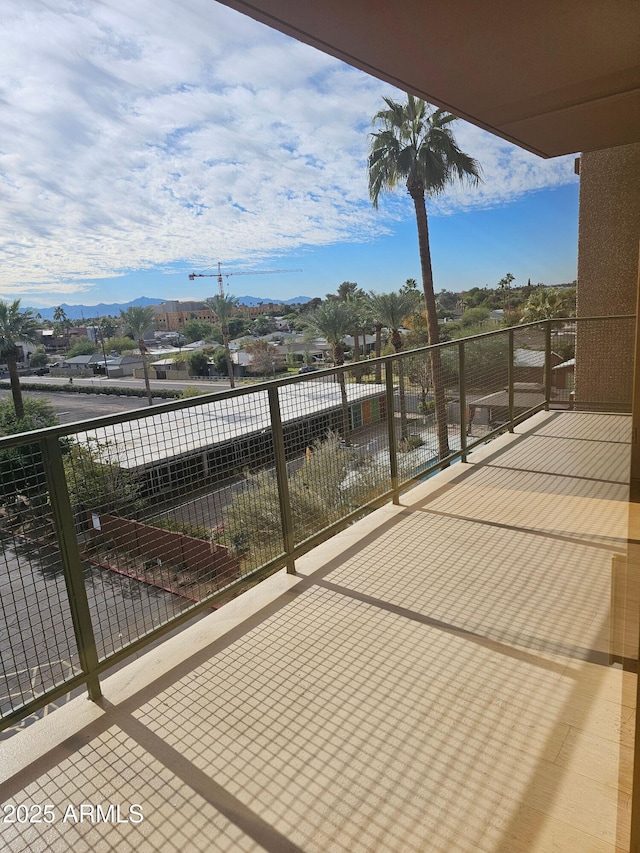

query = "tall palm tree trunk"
[[411, 191, 450, 460], [374, 323, 382, 384], [139, 340, 154, 406], [6, 352, 24, 420], [333, 343, 351, 446], [391, 331, 409, 441], [352, 328, 363, 383], [222, 324, 235, 389]]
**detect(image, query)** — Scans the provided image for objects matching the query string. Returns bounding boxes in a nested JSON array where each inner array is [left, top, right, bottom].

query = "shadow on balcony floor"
[[0, 411, 635, 852]]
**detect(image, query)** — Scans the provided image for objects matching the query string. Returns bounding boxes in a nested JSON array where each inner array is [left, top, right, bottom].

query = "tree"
[[0, 299, 40, 420], [120, 306, 155, 406], [327, 283, 368, 381], [369, 94, 481, 460], [63, 438, 144, 516], [206, 294, 239, 388], [101, 336, 139, 355], [304, 301, 354, 445], [520, 289, 567, 323], [53, 306, 72, 347], [299, 297, 322, 315], [344, 292, 369, 381], [325, 281, 365, 301], [227, 316, 251, 339], [182, 319, 216, 343], [186, 350, 210, 377], [460, 306, 491, 328], [66, 338, 98, 358], [404, 325, 432, 413], [243, 339, 284, 376], [99, 316, 117, 339], [29, 348, 48, 368], [368, 290, 420, 441], [212, 348, 228, 376], [0, 397, 58, 508], [498, 273, 515, 314], [253, 316, 273, 337]]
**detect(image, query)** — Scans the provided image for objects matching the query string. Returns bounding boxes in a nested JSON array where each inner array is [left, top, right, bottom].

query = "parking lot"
[[0, 538, 195, 734]]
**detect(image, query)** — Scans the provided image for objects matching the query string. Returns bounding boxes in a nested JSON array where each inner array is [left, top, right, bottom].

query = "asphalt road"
[[0, 387, 151, 424], [0, 375, 233, 425]]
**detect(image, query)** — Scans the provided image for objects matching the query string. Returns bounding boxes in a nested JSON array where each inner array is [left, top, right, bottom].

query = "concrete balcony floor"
[[0, 411, 635, 852]]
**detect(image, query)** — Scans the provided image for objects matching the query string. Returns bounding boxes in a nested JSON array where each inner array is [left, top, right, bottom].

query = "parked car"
[[34, 367, 50, 376], [298, 365, 318, 374]]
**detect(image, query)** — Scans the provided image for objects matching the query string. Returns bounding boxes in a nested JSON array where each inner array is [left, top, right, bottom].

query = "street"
[[0, 375, 235, 425]]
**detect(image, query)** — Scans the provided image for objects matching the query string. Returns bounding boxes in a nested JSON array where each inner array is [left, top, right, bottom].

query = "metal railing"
[[0, 316, 633, 730]]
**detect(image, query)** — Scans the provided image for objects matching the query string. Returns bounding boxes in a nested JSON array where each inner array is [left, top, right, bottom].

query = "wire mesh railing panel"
[[549, 320, 576, 407], [0, 441, 80, 719], [512, 324, 546, 414], [395, 344, 458, 481], [64, 394, 275, 659], [463, 329, 510, 439], [276, 367, 392, 548]]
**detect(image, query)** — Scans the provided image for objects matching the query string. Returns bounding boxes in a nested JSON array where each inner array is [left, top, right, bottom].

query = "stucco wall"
[[575, 143, 640, 409]]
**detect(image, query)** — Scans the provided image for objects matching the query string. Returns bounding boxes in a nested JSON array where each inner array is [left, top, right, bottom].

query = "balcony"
[[0, 319, 636, 851]]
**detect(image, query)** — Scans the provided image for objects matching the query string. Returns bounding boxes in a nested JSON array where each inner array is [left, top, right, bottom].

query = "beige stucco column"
[[576, 143, 640, 410]]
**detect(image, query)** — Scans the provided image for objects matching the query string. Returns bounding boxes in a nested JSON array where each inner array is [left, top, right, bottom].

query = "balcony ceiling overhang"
[[216, 0, 640, 158]]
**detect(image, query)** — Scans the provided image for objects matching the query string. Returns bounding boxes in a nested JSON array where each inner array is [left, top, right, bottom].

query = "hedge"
[[6, 381, 182, 400]]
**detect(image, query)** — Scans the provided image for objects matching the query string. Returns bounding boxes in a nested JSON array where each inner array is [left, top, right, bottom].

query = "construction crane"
[[189, 261, 301, 297]]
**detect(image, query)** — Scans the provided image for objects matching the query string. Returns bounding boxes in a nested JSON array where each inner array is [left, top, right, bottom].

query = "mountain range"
[[30, 295, 312, 321]]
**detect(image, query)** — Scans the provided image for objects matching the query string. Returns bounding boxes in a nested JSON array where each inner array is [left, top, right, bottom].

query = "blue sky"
[[0, 1, 579, 308]]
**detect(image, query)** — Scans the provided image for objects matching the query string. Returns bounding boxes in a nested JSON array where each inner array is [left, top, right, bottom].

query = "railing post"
[[459, 340, 468, 462], [508, 327, 515, 432], [268, 385, 296, 574], [41, 436, 102, 701], [385, 358, 400, 503], [544, 320, 552, 410]]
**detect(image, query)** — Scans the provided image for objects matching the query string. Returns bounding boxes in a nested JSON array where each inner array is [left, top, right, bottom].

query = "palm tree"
[[498, 272, 515, 316], [520, 288, 566, 323], [53, 305, 72, 349], [343, 292, 369, 382], [368, 94, 481, 460], [121, 306, 155, 406], [0, 300, 40, 421], [304, 301, 354, 445], [369, 290, 420, 441], [206, 294, 239, 388]]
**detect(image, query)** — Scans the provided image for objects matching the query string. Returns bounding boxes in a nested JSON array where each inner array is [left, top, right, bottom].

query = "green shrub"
[[152, 517, 211, 540], [0, 398, 59, 504], [66, 339, 98, 357], [398, 434, 424, 453], [222, 431, 388, 566], [29, 348, 49, 368], [180, 386, 207, 399], [14, 381, 181, 399], [417, 400, 436, 416]]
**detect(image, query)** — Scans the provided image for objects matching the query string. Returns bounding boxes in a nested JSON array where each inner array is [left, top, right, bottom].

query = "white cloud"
[[0, 0, 577, 297]]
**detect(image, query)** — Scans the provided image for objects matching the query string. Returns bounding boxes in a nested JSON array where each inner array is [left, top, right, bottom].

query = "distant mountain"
[[31, 296, 165, 321], [29, 293, 313, 321], [235, 295, 312, 307]]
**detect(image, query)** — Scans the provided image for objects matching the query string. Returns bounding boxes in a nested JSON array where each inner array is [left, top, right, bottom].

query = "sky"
[[0, 1, 579, 309]]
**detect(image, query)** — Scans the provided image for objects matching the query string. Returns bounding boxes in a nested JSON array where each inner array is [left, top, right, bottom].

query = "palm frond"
[[367, 94, 482, 202]]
